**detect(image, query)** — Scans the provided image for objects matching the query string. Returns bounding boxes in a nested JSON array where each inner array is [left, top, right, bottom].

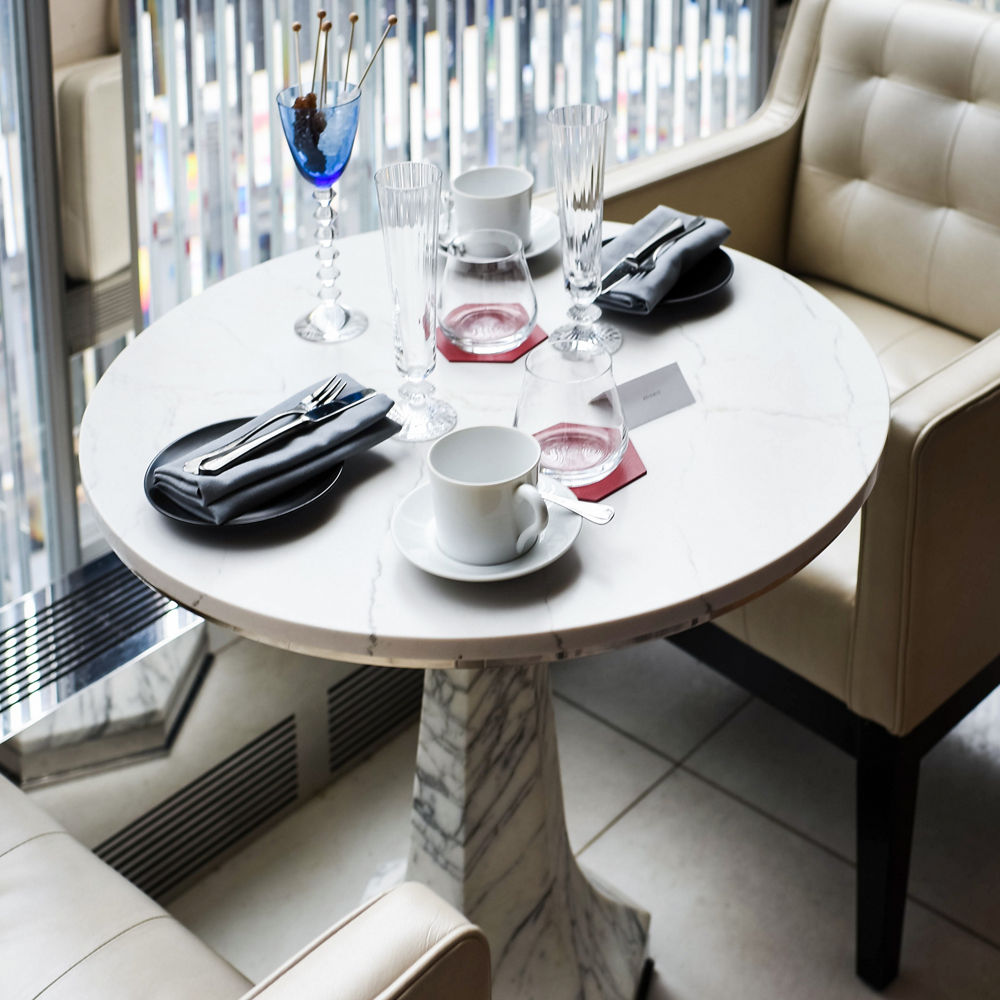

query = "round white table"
[[80, 230, 889, 1000]]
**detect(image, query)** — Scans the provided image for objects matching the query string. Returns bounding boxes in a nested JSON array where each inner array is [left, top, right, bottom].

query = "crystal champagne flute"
[[374, 161, 457, 442], [547, 104, 621, 353]]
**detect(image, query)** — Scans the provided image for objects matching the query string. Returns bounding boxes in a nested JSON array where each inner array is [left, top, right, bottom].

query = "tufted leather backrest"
[[787, 0, 1000, 339]]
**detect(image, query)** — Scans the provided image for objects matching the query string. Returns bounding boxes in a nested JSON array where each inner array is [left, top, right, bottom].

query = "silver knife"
[[600, 216, 684, 291], [194, 389, 376, 476], [602, 215, 708, 293]]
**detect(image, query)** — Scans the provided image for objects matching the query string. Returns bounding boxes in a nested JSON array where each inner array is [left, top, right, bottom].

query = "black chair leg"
[[855, 721, 921, 990]]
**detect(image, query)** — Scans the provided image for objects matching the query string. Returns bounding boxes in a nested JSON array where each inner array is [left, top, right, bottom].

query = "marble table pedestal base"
[[407, 661, 649, 1000]]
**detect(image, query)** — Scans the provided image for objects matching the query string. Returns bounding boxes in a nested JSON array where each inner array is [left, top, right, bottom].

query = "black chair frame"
[[667, 624, 1000, 990]]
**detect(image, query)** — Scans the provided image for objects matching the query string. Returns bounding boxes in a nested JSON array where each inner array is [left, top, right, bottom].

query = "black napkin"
[[152, 374, 399, 524], [597, 206, 731, 315]]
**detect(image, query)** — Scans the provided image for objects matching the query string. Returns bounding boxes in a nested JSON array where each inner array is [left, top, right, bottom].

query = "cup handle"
[[513, 484, 549, 556]]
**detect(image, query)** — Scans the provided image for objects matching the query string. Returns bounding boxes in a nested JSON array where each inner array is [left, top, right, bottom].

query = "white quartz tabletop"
[[79, 229, 889, 669]]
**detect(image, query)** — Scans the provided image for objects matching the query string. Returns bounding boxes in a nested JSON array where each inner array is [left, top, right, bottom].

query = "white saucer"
[[524, 208, 560, 259], [391, 479, 582, 582], [439, 208, 560, 260]]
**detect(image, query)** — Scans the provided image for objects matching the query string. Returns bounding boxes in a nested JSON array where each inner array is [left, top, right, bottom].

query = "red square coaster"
[[570, 440, 647, 502], [436, 324, 547, 363]]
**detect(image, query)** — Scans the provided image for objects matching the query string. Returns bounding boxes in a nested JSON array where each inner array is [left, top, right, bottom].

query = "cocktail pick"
[[292, 21, 302, 91], [356, 14, 397, 90], [343, 11, 359, 85], [320, 22, 332, 105], [310, 9, 327, 95]]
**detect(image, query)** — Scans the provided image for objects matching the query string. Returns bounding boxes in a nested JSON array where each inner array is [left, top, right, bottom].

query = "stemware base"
[[295, 303, 368, 344], [549, 320, 623, 355], [391, 384, 457, 442]]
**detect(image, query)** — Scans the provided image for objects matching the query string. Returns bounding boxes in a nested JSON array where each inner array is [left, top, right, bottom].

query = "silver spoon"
[[541, 491, 615, 525]]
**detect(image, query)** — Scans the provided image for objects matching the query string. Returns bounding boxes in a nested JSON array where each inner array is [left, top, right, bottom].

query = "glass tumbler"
[[439, 229, 538, 355], [375, 161, 457, 442], [547, 104, 621, 354], [513, 340, 628, 486]]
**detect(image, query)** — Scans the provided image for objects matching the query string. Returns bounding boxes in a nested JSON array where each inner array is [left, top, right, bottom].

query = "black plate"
[[599, 239, 735, 307], [144, 418, 344, 527], [660, 248, 734, 304]]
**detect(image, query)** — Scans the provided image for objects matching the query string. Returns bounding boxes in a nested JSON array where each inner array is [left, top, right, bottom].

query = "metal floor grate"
[[0, 553, 182, 718], [328, 665, 423, 776], [96, 716, 299, 901]]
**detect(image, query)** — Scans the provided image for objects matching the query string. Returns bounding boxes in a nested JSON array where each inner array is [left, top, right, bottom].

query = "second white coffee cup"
[[428, 425, 549, 565], [448, 166, 534, 249]]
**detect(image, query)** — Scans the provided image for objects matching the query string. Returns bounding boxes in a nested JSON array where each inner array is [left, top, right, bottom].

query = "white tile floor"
[[166, 636, 1000, 999]]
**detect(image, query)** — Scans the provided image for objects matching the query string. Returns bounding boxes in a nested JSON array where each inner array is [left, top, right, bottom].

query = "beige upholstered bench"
[[0, 775, 490, 1000], [50, 0, 130, 283]]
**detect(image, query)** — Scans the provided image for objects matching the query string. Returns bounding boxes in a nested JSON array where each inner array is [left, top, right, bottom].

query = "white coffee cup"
[[428, 425, 549, 565], [446, 166, 534, 249]]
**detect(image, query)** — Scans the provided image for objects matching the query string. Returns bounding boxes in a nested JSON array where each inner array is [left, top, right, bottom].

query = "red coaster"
[[570, 440, 647, 502], [436, 324, 547, 363]]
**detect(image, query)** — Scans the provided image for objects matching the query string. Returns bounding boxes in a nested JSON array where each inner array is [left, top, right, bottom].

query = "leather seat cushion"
[[0, 777, 250, 1000], [717, 509, 860, 703], [717, 277, 973, 703], [799, 277, 975, 400]]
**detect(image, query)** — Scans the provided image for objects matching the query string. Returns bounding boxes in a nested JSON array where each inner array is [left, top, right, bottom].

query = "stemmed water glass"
[[277, 81, 367, 343], [547, 104, 621, 354], [374, 161, 457, 442]]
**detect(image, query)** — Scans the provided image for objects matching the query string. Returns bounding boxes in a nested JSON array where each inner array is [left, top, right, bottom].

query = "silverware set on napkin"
[[600, 215, 706, 293], [183, 377, 376, 475]]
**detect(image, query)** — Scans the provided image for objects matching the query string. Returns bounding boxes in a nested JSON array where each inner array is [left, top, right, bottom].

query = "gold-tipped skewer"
[[292, 21, 302, 92], [356, 14, 397, 90], [320, 22, 332, 105], [343, 12, 359, 85], [310, 9, 327, 94]]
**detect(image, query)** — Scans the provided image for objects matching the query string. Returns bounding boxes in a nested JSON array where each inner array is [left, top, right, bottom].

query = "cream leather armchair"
[[606, 0, 1000, 989], [0, 775, 490, 1000]]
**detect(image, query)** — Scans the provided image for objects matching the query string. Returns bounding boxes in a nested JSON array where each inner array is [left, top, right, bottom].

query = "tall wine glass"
[[277, 81, 367, 343], [547, 104, 621, 354], [374, 161, 457, 442]]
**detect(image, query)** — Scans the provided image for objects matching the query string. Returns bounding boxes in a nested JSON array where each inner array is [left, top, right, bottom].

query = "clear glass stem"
[[294, 186, 367, 343], [314, 187, 340, 312]]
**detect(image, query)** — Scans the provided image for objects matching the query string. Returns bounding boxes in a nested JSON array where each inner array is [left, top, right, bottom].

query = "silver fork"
[[183, 375, 347, 474], [635, 216, 706, 275]]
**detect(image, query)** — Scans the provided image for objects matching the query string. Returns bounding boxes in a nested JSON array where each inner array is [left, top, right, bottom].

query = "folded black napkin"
[[597, 206, 731, 315], [152, 374, 399, 524]]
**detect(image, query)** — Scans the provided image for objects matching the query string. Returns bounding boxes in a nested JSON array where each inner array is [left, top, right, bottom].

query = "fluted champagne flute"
[[547, 104, 621, 353], [374, 161, 457, 442]]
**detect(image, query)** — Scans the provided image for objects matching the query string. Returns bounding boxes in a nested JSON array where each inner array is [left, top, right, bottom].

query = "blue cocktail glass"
[[277, 81, 367, 342]]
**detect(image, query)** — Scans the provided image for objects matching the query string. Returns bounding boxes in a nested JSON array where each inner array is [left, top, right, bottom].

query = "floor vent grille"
[[328, 666, 423, 775], [0, 553, 173, 715], [95, 716, 298, 900]]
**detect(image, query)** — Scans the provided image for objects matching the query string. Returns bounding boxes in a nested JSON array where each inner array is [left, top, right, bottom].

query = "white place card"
[[617, 363, 696, 428]]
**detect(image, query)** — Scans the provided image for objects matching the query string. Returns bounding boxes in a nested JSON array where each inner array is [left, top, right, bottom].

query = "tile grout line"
[[904, 893, 1000, 951], [677, 764, 1000, 955], [674, 693, 755, 766], [904, 894, 1000, 955], [678, 762, 859, 868], [552, 690, 679, 762], [552, 688, 754, 767], [559, 691, 756, 857], [573, 765, 679, 858]]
